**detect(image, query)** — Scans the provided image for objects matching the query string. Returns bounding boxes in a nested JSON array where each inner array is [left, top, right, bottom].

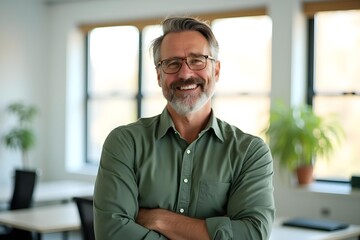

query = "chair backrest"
[[9, 169, 37, 210], [73, 196, 95, 240]]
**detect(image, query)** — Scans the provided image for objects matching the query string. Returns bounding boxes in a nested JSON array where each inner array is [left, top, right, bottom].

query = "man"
[[94, 16, 275, 239]]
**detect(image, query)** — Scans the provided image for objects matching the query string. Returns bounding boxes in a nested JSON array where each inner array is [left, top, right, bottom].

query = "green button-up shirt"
[[94, 109, 275, 239]]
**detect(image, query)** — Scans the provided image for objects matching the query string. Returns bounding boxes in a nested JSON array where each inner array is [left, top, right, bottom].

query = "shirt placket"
[[176, 146, 194, 215]]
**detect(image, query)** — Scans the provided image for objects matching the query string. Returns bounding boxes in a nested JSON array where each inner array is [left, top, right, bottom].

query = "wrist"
[[152, 209, 172, 232]]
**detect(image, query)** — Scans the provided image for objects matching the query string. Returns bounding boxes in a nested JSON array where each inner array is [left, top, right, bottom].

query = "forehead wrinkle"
[[160, 31, 210, 60], [164, 53, 207, 60]]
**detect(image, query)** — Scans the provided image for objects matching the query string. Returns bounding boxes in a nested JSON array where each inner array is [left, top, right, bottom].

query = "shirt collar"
[[157, 108, 174, 139], [157, 108, 224, 142]]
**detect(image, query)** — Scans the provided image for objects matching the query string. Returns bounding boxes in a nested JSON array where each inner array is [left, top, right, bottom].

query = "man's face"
[[157, 31, 220, 115]]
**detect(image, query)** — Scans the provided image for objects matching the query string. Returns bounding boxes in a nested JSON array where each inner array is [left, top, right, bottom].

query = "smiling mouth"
[[178, 84, 198, 91], [172, 78, 204, 92]]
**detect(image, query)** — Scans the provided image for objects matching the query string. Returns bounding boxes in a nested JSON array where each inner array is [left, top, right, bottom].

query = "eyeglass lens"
[[160, 55, 209, 74]]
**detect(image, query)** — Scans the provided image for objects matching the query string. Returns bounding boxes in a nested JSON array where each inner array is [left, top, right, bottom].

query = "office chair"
[[73, 196, 95, 240], [0, 169, 37, 240]]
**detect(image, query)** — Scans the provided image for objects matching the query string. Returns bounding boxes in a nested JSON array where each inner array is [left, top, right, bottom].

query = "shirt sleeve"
[[93, 128, 168, 240], [205, 137, 275, 240]]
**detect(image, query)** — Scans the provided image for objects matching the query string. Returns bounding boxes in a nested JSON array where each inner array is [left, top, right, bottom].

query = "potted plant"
[[263, 101, 344, 185], [3, 102, 38, 168]]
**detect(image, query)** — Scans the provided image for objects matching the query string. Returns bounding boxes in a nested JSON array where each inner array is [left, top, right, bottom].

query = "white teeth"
[[179, 84, 197, 90]]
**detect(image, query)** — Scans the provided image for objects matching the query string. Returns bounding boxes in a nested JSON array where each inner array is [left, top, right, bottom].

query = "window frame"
[[305, 2, 360, 183], [82, 7, 270, 164]]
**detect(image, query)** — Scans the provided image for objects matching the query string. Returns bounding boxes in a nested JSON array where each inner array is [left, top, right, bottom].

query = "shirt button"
[[179, 208, 184, 213], [184, 178, 188, 183], [186, 149, 191, 154]]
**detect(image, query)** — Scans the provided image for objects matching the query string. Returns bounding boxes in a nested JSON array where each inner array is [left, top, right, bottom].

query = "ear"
[[214, 60, 220, 82], [157, 69, 162, 87]]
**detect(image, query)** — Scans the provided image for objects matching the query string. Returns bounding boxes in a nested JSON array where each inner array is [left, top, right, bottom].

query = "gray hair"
[[151, 16, 219, 66]]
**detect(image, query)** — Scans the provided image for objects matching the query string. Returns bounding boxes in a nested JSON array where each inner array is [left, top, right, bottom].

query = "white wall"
[[0, 0, 48, 182], [0, 0, 359, 226]]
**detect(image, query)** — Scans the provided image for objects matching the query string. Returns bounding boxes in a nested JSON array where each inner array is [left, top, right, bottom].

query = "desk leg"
[[36, 232, 42, 240], [62, 231, 69, 240]]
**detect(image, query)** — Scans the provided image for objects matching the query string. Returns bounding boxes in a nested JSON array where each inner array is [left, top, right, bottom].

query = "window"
[[141, 25, 167, 117], [86, 26, 140, 163], [84, 12, 272, 164], [307, 9, 360, 181], [212, 16, 272, 134]]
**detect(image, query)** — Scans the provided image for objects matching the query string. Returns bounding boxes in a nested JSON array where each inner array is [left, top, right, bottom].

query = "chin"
[[171, 95, 209, 115]]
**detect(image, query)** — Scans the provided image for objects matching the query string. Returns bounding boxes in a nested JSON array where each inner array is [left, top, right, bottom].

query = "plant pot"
[[296, 165, 314, 185]]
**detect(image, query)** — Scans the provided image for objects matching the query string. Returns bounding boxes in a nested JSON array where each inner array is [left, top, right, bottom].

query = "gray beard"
[[162, 75, 216, 115], [169, 90, 213, 115]]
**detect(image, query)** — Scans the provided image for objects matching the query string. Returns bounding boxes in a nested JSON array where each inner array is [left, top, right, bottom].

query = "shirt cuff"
[[143, 230, 168, 240], [205, 216, 233, 239]]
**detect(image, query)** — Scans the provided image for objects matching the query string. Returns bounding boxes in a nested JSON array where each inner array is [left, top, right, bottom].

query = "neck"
[[167, 102, 212, 143]]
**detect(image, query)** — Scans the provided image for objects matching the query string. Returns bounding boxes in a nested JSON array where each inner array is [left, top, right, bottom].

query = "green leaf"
[[263, 100, 344, 171]]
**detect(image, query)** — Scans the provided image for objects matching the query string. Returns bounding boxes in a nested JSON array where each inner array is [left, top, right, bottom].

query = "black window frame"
[[84, 28, 146, 164], [306, 13, 360, 184]]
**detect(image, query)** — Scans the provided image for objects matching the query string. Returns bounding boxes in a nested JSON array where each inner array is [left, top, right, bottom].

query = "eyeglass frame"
[[156, 55, 216, 74]]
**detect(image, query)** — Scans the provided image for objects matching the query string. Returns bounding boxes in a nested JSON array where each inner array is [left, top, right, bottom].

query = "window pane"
[[142, 25, 162, 94], [313, 96, 360, 180], [211, 16, 272, 135], [315, 10, 360, 92], [212, 96, 270, 136], [87, 26, 139, 163], [312, 10, 360, 180], [142, 96, 167, 117], [212, 16, 272, 93], [87, 98, 137, 163], [88, 26, 139, 95], [141, 25, 166, 117]]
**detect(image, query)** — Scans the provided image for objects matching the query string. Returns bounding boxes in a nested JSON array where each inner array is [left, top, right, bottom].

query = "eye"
[[164, 59, 182, 69], [188, 56, 205, 66]]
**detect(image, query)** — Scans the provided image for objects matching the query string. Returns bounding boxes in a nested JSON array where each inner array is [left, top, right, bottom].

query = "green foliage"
[[7, 102, 37, 125], [4, 128, 35, 152], [3, 102, 37, 166], [263, 101, 344, 171]]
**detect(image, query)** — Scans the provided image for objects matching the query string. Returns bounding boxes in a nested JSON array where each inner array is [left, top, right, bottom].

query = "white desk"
[[0, 180, 94, 204], [0, 203, 80, 240], [271, 218, 360, 240]]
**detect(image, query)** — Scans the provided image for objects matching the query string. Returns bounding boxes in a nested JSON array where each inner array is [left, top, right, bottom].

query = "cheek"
[[158, 71, 172, 88], [160, 74, 178, 87]]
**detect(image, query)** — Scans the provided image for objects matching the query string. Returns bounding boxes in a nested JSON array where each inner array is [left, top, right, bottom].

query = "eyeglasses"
[[157, 55, 216, 74]]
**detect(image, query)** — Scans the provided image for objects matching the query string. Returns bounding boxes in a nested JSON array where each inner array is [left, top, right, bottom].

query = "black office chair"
[[73, 196, 95, 240], [0, 169, 37, 240]]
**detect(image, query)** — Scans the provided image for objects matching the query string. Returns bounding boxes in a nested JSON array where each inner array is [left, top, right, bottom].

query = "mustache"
[[170, 77, 205, 90]]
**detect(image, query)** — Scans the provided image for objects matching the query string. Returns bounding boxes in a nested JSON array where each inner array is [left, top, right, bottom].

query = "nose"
[[177, 60, 194, 78]]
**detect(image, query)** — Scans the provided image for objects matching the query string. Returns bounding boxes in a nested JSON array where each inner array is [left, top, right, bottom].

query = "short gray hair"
[[151, 16, 219, 66]]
